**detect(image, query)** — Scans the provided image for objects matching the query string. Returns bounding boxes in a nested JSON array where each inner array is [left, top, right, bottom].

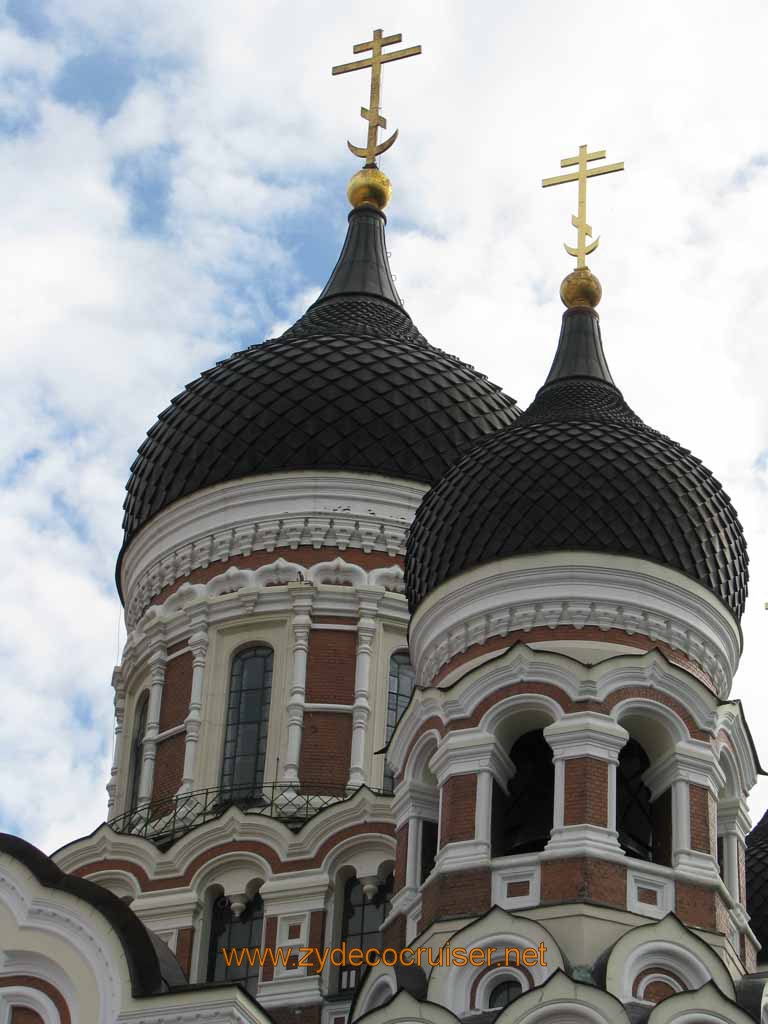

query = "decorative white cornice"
[[409, 552, 741, 698], [544, 712, 629, 762], [120, 471, 426, 626]]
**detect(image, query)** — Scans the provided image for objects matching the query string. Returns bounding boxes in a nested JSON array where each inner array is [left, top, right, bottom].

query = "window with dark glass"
[[127, 692, 148, 815], [221, 646, 273, 801], [491, 729, 554, 857], [206, 893, 264, 988], [382, 651, 415, 793], [617, 738, 653, 860], [488, 979, 523, 1008], [420, 820, 438, 884], [338, 874, 393, 991]]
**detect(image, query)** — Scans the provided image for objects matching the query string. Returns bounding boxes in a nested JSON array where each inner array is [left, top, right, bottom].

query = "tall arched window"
[[206, 892, 264, 990], [491, 729, 554, 857], [383, 651, 415, 792], [617, 738, 654, 860], [338, 873, 393, 991], [221, 646, 273, 801], [127, 692, 148, 815]]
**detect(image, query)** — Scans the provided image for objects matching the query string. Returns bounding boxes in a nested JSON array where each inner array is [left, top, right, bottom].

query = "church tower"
[[3, 31, 768, 1024]]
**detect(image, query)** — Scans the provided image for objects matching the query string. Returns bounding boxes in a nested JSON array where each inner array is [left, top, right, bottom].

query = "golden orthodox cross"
[[542, 145, 624, 267], [332, 29, 421, 166]]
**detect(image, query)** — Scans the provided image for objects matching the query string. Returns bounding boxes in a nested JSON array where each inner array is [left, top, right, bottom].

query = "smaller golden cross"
[[542, 145, 624, 268], [332, 29, 421, 166]]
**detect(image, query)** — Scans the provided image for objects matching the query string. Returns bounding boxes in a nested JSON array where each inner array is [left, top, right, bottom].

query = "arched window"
[[127, 692, 148, 814], [617, 738, 653, 860], [206, 892, 264, 989], [221, 646, 273, 801], [488, 979, 523, 1008], [491, 729, 554, 857], [338, 874, 393, 991], [383, 651, 415, 792]]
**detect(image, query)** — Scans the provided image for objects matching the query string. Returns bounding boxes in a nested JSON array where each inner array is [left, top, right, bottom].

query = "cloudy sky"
[[0, 0, 766, 855]]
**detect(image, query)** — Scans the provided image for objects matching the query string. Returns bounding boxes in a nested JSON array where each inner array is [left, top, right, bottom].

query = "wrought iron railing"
[[107, 782, 389, 847]]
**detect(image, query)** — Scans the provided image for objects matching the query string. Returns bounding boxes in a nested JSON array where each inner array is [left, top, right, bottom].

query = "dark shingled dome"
[[118, 205, 520, 583], [406, 306, 748, 619], [747, 809, 768, 957]]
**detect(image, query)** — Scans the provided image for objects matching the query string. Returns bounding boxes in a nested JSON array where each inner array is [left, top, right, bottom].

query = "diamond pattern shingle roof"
[[747, 810, 768, 954], [406, 307, 748, 620], [119, 206, 521, 567]]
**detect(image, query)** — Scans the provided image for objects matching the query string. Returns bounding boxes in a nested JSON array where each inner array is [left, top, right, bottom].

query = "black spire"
[[314, 205, 401, 307], [543, 307, 615, 385]]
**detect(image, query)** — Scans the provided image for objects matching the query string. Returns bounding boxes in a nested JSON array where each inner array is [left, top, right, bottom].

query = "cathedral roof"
[[118, 204, 520, 575], [406, 303, 748, 619]]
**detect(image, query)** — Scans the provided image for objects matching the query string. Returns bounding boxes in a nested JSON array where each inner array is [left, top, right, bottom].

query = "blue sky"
[[0, 0, 767, 853]]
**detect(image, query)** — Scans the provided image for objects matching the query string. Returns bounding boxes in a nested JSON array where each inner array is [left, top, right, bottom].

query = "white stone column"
[[137, 631, 167, 806], [348, 588, 380, 789], [718, 796, 751, 904], [106, 666, 125, 815], [428, 730, 514, 873], [180, 617, 209, 794], [281, 584, 314, 786], [543, 712, 629, 858], [644, 741, 726, 881]]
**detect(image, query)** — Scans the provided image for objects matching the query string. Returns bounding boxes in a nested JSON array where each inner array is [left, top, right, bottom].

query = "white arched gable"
[[604, 916, 734, 1004], [646, 980, 754, 1023], [426, 908, 563, 1015], [496, 970, 630, 1023], [354, 991, 460, 1024]]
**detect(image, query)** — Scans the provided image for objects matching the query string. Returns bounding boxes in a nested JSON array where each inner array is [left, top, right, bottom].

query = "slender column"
[[718, 797, 751, 905], [348, 588, 380, 789], [106, 666, 125, 814], [137, 632, 168, 805], [428, 731, 514, 872], [281, 584, 314, 785], [180, 618, 209, 794], [644, 742, 726, 881], [543, 713, 629, 857]]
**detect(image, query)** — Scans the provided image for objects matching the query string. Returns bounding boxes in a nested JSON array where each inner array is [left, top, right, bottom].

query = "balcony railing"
[[107, 782, 389, 848]]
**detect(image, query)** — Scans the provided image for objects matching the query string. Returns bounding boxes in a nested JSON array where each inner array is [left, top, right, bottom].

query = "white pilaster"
[[106, 666, 125, 814], [543, 712, 629, 858], [281, 584, 314, 785], [180, 615, 209, 794], [348, 588, 381, 789], [138, 629, 167, 805], [718, 796, 751, 904]]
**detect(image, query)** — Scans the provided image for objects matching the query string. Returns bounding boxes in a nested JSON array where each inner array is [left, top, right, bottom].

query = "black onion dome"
[[406, 305, 748, 619], [747, 810, 768, 954], [119, 205, 521, 575]]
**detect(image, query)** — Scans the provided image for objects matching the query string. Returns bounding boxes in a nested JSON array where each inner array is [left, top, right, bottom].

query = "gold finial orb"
[[560, 267, 602, 309], [347, 166, 392, 210]]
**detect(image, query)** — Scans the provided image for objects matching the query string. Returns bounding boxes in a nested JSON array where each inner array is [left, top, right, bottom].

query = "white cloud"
[[1, 0, 767, 853]]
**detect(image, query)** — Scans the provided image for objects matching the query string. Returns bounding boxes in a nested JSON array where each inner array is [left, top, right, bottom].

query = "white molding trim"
[[408, 552, 741, 697], [120, 471, 425, 625]]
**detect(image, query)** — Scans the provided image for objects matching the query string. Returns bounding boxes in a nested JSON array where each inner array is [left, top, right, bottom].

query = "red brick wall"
[[419, 867, 491, 930], [541, 857, 626, 908], [382, 913, 407, 950], [675, 881, 728, 932], [306, 630, 356, 704], [151, 547, 403, 607], [175, 926, 194, 977], [394, 823, 409, 892], [563, 757, 608, 827], [0, 978, 70, 1024], [260, 916, 279, 982], [307, 909, 326, 974], [151, 733, 185, 804], [270, 1008, 321, 1024], [299, 712, 352, 789], [689, 784, 714, 854], [11, 1010, 44, 1024], [439, 775, 476, 846], [159, 651, 193, 731]]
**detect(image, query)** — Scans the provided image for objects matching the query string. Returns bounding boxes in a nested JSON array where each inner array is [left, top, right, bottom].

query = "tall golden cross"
[[542, 145, 624, 267], [332, 29, 421, 166]]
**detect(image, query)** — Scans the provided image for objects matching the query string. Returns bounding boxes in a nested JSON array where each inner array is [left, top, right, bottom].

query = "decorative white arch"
[[495, 970, 630, 1023], [646, 980, 755, 1022]]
